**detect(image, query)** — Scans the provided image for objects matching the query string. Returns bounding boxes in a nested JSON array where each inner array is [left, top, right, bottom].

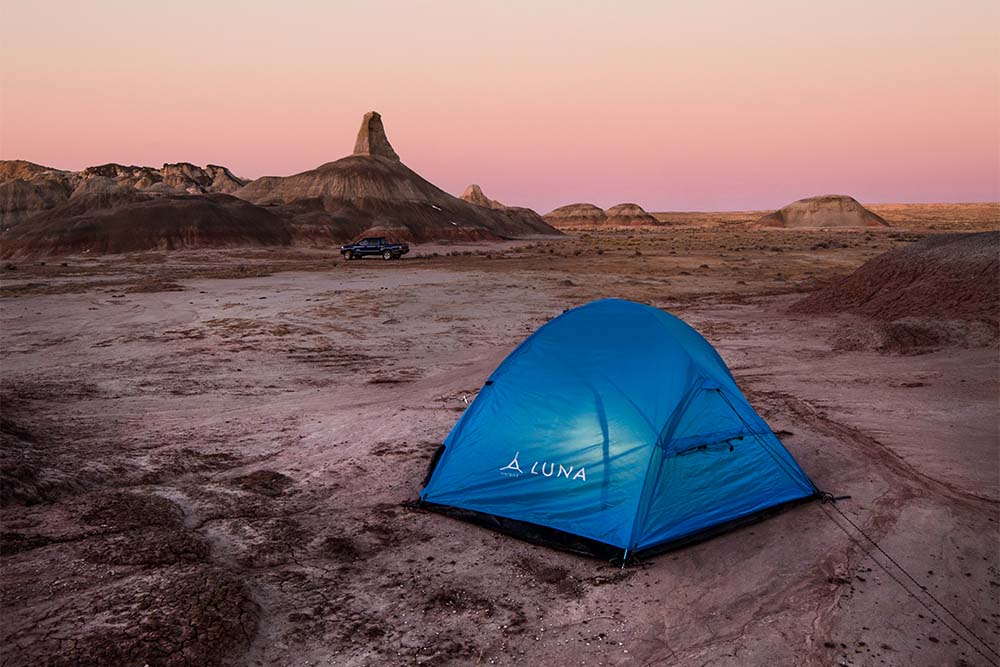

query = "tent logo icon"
[[500, 452, 588, 482], [499, 451, 524, 476]]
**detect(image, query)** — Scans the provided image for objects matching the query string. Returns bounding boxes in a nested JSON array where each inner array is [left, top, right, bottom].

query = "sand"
[[1, 209, 998, 666]]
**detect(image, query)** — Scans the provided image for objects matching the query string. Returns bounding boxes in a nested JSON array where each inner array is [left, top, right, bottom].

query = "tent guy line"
[[819, 497, 1000, 666]]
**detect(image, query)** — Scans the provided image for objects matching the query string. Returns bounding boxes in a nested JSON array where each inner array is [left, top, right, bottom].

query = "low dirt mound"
[[1, 193, 291, 258], [792, 232, 999, 323], [5, 553, 259, 667], [0, 416, 87, 506], [756, 195, 889, 229], [227, 470, 295, 497], [0, 382, 102, 506], [831, 318, 998, 355]]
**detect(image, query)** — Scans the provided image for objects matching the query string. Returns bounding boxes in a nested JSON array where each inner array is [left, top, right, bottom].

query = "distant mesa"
[[0, 110, 559, 257], [544, 202, 662, 228], [160, 163, 247, 194], [0, 160, 271, 258], [0, 160, 249, 230], [71, 175, 117, 196], [0, 160, 63, 182], [544, 203, 607, 227], [755, 195, 889, 229], [460, 184, 506, 210], [77, 162, 248, 195], [234, 111, 558, 244], [605, 203, 660, 226]]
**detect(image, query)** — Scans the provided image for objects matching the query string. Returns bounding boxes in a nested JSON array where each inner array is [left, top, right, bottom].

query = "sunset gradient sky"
[[2, 0, 997, 212]]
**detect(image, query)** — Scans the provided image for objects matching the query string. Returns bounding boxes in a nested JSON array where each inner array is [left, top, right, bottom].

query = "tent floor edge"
[[416, 501, 625, 560], [414, 493, 820, 566]]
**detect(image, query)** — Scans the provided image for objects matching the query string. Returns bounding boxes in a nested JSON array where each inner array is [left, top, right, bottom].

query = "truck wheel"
[[344, 250, 354, 260], [383, 250, 393, 260]]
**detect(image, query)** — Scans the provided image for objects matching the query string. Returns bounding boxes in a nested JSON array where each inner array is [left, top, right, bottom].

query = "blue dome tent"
[[419, 299, 818, 560]]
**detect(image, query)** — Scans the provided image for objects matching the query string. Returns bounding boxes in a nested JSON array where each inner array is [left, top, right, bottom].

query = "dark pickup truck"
[[340, 237, 410, 261]]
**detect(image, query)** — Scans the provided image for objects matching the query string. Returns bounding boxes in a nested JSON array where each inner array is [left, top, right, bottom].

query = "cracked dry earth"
[[1, 228, 998, 666]]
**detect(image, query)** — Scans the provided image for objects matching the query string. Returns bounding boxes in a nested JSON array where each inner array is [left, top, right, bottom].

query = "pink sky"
[[2, 1, 997, 212]]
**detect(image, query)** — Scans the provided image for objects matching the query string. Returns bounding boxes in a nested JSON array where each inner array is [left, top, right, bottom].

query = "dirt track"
[[2, 217, 998, 666]]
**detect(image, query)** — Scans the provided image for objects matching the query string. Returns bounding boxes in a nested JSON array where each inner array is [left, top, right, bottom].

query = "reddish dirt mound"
[[2, 489, 260, 666], [227, 470, 294, 497], [792, 232, 999, 323], [1, 193, 291, 258]]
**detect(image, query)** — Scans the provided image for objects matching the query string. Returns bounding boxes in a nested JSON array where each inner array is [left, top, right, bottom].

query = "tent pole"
[[621, 548, 629, 569]]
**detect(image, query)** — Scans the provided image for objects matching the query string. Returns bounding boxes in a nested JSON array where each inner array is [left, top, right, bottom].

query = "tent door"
[[662, 385, 758, 457]]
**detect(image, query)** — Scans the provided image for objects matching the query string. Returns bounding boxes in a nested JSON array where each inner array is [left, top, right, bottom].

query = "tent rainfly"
[[419, 299, 819, 560]]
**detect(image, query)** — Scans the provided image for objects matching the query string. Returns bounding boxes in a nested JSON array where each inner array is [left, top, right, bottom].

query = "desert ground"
[[2, 204, 998, 666]]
